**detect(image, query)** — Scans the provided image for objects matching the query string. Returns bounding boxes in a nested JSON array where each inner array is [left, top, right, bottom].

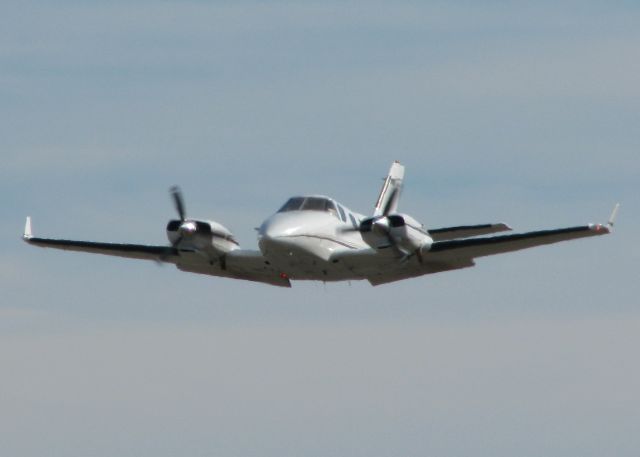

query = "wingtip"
[[587, 221, 611, 235], [607, 203, 620, 229], [23, 216, 33, 240], [585, 204, 620, 236]]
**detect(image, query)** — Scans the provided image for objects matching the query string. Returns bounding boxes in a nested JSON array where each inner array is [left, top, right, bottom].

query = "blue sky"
[[1, 1, 639, 456]]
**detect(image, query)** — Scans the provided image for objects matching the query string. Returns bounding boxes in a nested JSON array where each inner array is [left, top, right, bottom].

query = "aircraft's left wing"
[[429, 205, 619, 260], [349, 206, 618, 286], [428, 223, 610, 260], [364, 224, 611, 286], [428, 223, 512, 241]]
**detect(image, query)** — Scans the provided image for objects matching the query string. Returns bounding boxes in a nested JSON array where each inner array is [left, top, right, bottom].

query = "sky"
[[1, 1, 639, 456]]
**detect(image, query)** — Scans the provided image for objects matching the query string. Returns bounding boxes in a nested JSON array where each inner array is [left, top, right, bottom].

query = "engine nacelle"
[[166, 219, 239, 255], [418, 236, 433, 257], [388, 214, 432, 254]]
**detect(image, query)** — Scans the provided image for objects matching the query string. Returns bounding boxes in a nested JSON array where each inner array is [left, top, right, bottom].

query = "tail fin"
[[374, 161, 405, 216]]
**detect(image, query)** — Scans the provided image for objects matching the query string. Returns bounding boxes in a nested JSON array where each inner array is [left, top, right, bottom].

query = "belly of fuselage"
[[259, 236, 359, 281], [257, 209, 366, 281]]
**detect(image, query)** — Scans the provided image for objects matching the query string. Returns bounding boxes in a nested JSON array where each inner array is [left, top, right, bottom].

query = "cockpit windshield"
[[277, 197, 305, 212], [277, 197, 338, 217]]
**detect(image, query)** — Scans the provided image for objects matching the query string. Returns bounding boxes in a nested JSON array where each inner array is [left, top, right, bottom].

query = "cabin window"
[[337, 205, 346, 222], [349, 213, 358, 227]]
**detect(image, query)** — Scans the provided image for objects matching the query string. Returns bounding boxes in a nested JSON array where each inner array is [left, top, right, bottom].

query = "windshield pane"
[[278, 197, 305, 212], [279, 197, 339, 217], [301, 197, 327, 211], [300, 197, 338, 217], [325, 200, 338, 218]]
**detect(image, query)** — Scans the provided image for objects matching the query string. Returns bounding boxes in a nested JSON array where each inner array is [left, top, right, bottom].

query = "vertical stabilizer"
[[374, 161, 405, 216]]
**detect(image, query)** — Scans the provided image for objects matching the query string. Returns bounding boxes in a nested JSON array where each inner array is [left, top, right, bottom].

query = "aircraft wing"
[[349, 219, 614, 286], [428, 223, 512, 241], [22, 218, 290, 288], [24, 236, 178, 262], [428, 224, 610, 260]]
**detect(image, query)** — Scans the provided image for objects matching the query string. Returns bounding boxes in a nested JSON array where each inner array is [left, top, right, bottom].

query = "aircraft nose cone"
[[261, 222, 283, 240], [258, 214, 305, 256], [259, 214, 302, 240]]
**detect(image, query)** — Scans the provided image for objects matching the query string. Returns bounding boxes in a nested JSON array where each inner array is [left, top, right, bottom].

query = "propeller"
[[171, 186, 186, 221], [164, 187, 233, 267], [167, 186, 197, 246]]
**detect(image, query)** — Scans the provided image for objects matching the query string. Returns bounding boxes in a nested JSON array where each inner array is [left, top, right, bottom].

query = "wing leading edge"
[[24, 236, 178, 261], [428, 223, 512, 241], [430, 204, 619, 259], [429, 223, 610, 260]]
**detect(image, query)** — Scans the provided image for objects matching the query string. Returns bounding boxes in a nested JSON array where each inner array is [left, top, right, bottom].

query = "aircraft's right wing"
[[24, 223, 178, 262], [23, 217, 290, 288]]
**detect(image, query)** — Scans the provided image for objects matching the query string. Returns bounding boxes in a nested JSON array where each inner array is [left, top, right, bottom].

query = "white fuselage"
[[257, 195, 431, 281], [258, 210, 360, 280]]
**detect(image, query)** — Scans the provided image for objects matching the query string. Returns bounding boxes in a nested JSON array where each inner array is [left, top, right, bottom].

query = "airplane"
[[23, 161, 618, 288]]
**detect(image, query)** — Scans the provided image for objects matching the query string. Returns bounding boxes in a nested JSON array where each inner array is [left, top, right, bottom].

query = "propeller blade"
[[170, 186, 186, 221]]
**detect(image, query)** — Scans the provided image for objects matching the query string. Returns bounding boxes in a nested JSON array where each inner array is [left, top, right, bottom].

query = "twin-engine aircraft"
[[24, 162, 617, 287]]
